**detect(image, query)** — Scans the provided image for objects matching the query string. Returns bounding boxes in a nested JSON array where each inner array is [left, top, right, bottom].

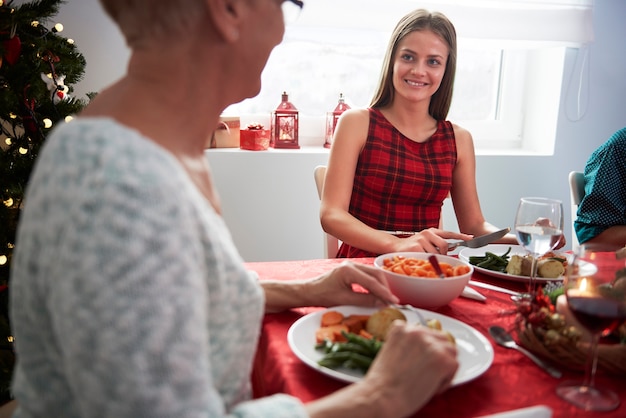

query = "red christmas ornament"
[[2, 35, 21, 65]]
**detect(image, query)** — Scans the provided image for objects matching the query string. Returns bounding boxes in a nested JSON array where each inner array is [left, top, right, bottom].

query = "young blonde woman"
[[321, 9, 518, 258]]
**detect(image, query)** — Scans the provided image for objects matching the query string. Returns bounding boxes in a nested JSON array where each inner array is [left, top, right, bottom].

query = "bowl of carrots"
[[374, 252, 473, 309]]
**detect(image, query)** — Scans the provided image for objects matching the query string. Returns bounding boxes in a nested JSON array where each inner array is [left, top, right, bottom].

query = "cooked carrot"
[[382, 257, 470, 278], [341, 314, 370, 334], [453, 264, 471, 276], [320, 310, 344, 327], [359, 329, 374, 340], [315, 324, 350, 343]]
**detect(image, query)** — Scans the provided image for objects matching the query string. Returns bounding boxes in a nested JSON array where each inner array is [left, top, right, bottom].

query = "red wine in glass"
[[556, 244, 626, 412], [566, 296, 626, 335]]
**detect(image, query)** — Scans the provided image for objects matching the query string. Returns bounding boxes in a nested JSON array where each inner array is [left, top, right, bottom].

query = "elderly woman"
[[6, 1, 458, 417]]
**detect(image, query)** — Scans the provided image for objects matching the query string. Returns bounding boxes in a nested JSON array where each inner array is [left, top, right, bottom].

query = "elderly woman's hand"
[[360, 320, 459, 417], [306, 261, 400, 308], [262, 261, 399, 313]]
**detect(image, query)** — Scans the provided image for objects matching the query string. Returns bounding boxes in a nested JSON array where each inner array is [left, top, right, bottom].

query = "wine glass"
[[556, 243, 626, 411], [514, 197, 564, 296]]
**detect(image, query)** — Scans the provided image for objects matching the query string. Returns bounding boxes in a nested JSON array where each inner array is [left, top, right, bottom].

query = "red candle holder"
[[324, 93, 350, 148], [271, 92, 299, 149]]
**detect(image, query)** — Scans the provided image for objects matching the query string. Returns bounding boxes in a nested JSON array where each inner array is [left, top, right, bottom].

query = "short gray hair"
[[99, 0, 208, 47]]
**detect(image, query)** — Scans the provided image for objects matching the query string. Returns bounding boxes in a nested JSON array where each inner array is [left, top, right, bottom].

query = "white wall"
[[55, 0, 130, 99], [52, 0, 626, 261]]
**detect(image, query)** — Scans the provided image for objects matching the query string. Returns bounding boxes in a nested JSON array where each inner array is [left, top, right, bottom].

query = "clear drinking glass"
[[514, 197, 564, 295], [556, 244, 626, 411]]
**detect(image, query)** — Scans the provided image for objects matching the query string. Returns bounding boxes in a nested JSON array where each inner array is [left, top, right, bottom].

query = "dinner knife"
[[381, 227, 511, 251], [447, 227, 511, 251]]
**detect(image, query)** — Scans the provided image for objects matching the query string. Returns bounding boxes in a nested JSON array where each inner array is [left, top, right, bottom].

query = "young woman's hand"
[[393, 228, 472, 254]]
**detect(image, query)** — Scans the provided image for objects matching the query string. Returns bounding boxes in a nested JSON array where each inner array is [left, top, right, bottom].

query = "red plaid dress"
[[337, 108, 457, 258]]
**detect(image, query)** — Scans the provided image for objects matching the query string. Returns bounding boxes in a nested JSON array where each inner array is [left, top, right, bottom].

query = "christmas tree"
[[0, 0, 88, 399]]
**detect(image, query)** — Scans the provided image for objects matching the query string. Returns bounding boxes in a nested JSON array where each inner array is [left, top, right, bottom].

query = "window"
[[225, 0, 592, 155]]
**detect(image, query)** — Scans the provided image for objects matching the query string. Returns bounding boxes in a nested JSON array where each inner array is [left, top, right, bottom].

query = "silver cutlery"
[[489, 325, 562, 378], [468, 280, 521, 297], [391, 304, 426, 325], [430, 255, 486, 302], [380, 227, 510, 252], [447, 227, 511, 251]]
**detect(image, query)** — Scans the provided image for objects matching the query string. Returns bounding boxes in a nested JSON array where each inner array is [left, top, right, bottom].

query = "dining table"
[[246, 257, 626, 418]]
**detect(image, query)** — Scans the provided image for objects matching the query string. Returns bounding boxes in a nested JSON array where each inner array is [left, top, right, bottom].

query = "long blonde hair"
[[370, 9, 457, 121]]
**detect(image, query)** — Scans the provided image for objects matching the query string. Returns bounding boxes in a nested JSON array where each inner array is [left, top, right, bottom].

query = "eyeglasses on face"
[[282, 0, 303, 24], [286, 0, 303, 9]]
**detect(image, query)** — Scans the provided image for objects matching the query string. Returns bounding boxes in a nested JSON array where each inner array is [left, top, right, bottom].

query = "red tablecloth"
[[247, 258, 626, 417]]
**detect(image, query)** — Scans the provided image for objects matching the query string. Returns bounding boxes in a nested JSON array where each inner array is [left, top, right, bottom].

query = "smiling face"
[[391, 29, 449, 105]]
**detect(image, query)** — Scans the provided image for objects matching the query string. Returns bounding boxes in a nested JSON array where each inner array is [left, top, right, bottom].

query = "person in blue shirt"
[[575, 127, 626, 246]]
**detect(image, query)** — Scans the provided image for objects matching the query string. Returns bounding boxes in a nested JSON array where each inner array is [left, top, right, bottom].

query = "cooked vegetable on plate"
[[314, 307, 454, 373], [468, 247, 568, 279]]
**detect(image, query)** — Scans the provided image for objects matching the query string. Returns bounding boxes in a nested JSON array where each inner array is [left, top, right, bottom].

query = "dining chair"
[[313, 165, 340, 258], [568, 170, 585, 250]]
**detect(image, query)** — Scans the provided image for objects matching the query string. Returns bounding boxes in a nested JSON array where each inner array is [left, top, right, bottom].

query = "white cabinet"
[[206, 148, 330, 262]]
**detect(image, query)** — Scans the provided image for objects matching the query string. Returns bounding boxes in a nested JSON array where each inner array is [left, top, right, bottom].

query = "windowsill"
[[207, 142, 554, 157], [205, 145, 330, 154]]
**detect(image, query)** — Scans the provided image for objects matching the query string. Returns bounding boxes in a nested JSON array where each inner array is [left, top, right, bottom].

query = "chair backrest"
[[313, 165, 340, 258], [568, 170, 585, 249]]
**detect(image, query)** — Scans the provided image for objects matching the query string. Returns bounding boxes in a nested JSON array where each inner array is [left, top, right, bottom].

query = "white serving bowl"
[[374, 252, 474, 309]]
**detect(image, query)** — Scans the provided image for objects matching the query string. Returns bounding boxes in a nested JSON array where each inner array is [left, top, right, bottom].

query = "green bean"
[[485, 251, 510, 264], [342, 331, 382, 355], [329, 342, 373, 357], [318, 351, 374, 372], [315, 339, 335, 353], [316, 332, 381, 373], [468, 247, 512, 272]]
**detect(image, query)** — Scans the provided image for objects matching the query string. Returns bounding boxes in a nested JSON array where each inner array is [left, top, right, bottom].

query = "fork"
[[391, 303, 427, 325]]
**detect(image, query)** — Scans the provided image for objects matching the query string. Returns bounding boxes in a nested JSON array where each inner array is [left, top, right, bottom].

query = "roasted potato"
[[426, 318, 456, 345], [506, 255, 533, 276], [365, 308, 406, 340], [537, 259, 565, 278]]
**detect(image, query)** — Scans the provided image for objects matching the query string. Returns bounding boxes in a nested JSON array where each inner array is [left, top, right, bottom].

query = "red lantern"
[[324, 93, 350, 148], [271, 92, 299, 149]]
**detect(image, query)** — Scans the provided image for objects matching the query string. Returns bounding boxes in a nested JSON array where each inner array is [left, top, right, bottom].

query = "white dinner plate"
[[458, 244, 569, 283], [287, 305, 494, 386]]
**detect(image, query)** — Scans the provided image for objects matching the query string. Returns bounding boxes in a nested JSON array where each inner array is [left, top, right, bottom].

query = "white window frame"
[[228, 1, 590, 156]]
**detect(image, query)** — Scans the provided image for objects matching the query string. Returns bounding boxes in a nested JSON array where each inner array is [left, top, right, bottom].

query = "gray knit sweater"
[[9, 119, 307, 418]]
